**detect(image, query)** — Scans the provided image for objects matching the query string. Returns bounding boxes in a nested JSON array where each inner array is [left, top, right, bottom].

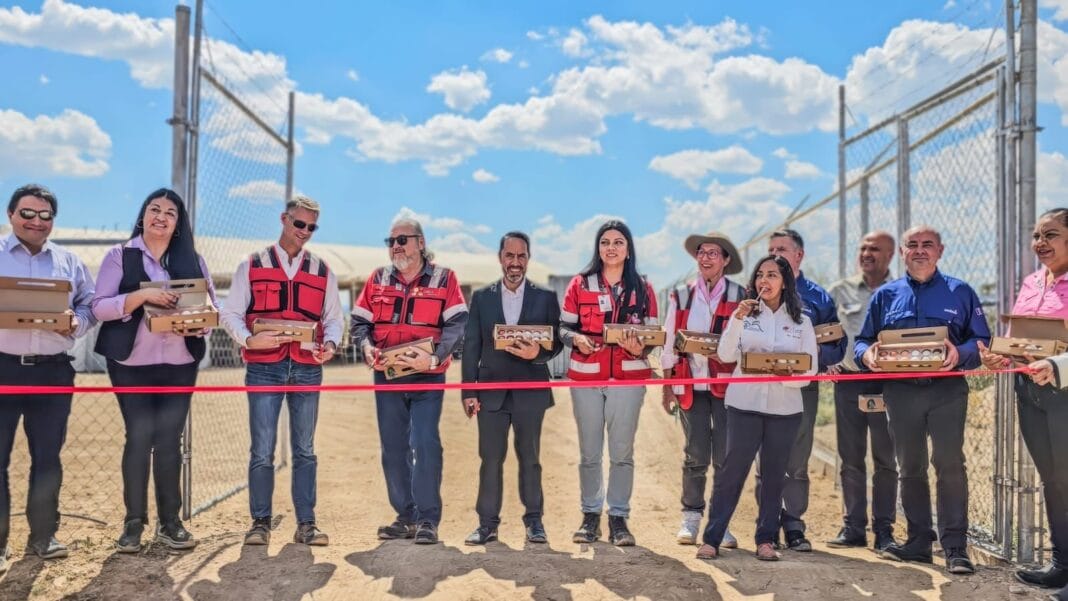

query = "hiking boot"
[[414, 522, 439, 545], [676, 511, 700, 545], [157, 521, 196, 550], [377, 520, 417, 540], [608, 516, 635, 547], [294, 522, 329, 546], [25, 537, 68, 559], [464, 526, 498, 546], [116, 519, 145, 553], [525, 521, 548, 544], [572, 512, 601, 544], [244, 517, 272, 546], [945, 547, 975, 575]]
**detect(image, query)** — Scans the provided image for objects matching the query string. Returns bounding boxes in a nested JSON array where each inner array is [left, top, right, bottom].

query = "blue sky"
[[2, 0, 1068, 287]]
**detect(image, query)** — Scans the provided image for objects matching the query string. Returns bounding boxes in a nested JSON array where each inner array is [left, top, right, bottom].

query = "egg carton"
[[493, 324, 553, 350]]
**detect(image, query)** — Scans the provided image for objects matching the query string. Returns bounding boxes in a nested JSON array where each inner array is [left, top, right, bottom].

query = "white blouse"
[[716, 300, 818, 416]]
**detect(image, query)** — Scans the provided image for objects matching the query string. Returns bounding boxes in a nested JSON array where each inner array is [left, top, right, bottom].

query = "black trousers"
[[679, 390, 728, 514], [0, 354, 74, 548], [107, 360, 198, 525], [476, 392, 546, 527], [883, 377, 969, 548], [703, 407, 801, 547], [1016, 375, 1068, 568], [754, 381, 819, 535], [834, 377, 897, 534]]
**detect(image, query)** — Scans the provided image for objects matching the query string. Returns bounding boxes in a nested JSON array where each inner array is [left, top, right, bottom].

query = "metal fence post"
[[859, 177, 870, 235], [895, 118, 910, 244], [286, 91, 295, 203], [838, 84, 847, 280]]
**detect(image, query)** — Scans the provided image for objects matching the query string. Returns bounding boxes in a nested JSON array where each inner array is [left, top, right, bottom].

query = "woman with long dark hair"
[[981, 208, 1068, 592], [91, 188, 215, 552], [559, 220, 657, 546], [696, 255, 817, 561]]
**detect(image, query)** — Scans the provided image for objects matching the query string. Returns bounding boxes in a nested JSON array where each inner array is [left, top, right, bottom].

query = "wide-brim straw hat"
[[683, 231, 743, 275]]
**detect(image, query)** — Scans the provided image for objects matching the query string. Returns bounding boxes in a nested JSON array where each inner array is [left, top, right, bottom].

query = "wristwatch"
[[428, 355, 440, 370]]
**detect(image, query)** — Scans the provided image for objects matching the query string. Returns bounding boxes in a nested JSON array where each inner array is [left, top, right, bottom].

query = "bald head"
[[858, 230, 894, 281]]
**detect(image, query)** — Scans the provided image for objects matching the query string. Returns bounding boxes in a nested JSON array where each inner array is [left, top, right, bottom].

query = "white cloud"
[[426, 66, 491, 112], [784, 159, 824, 179], [392, 206, 491, 235], [1041, 0, 1068, 21], [472, 168, 499, 183], [39, 74, 49, 85], [429, 232, 493, 254], [526, 30, 544, 41], [772, 147, 795, 160], [226, 179, 291, 205], [531, 212, 624, 275], [1038, 150, 1068, 213], [518, 60, 529, 69], [481, 48, 512, 63], [561, 28, 590, 57], [648, 146, 763, 189], [346, 69, 359, 82], [0, 108, 111, 178], [943, 0, 957, 9]]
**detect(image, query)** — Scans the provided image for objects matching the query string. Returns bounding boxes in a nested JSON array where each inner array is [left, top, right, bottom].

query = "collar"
[[1036, 267, 1068, 287], [500, 278, 526, 295], [849, 272, 891, 291], [906, 269, 942, 288], [3, 232, 54, 256], [127, 235, 163, 263], [273, 243, 305, 266]]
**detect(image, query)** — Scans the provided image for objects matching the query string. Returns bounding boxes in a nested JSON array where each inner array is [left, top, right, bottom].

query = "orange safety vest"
[[242, 246, 327, 365], [362, 264, 456, 374], [565, 274, 656, 381], [671, 280, 743, 409]]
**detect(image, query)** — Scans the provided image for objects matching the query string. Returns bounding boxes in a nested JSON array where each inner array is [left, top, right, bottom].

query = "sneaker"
[[756, 542, 781, 561], [116, 519, 145, 553], [878, 534, 934, 564], [25, 537, 68, 559], [1017, 564, 1068, 589], [786, 530, 812, 552], [464, 526, 498, 546], [608, 516, 635, 547], [414, 522, 438, 545], [157, 521, 197, 550], [294, 522, 328, 546], [244, 517, 272, 546], [377, 520, 417, 540], [0, 547, 9, 574], [525, 521, 548, 544], [826, 526, 867, 549], [874, 530, 897, 552], [572, 513, 601, 544], [722, 529, 739, 549], [676, 511, 701, 545], [696, 544, 718, 560], [944, 547, 976, 575]]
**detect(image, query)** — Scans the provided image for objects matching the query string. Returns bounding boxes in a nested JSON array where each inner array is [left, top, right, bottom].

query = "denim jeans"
[[245, 358, 322, 524]]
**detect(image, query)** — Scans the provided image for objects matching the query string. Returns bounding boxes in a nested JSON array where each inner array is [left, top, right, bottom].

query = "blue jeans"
[[245, 358, 322, 524], [374, 371, 444, 525]]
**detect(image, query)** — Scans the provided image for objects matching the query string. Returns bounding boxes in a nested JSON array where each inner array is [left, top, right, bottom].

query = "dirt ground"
[[0, 364, 1052, 601]]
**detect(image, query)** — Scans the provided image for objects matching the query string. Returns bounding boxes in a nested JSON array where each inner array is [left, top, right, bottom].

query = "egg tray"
[[875, 342, 946, 371], [602, 324, 666, 347], [814, 322, 845, 344], [381, 337, 436, 380], [989, 336, 1067, 360], [251, 318, 317, 343], [674, 330, 720, 355], [493, 324, 554, 350], [740, 352, 812, 374]]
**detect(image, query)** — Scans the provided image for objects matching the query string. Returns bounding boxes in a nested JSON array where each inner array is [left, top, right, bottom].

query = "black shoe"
[[874, 530, 897, 552], [572, 513, 601, 544], [25, 537, 69, 559], [464, 526, 498, 546], [526, 521, 548, 544], [786, 530, 812, 552], [377, 520, 417, 540], [414, 522, 439, 545], [608, 516, 635, 547], [944, 547, 975, 575], [878, 535, 934, 564], [116, 519, 144, 553], [244, 517, 272, 546], [1017, 564, 1068, 589], [826, 526, 867, 549], [157, 521, 196, 550]]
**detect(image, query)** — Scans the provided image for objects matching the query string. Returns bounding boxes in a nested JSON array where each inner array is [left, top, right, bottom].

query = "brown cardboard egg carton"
[[674, 330, 720, 355], [493, 324, 553, 350], [991, 315, 1068, 360], [140, 278, 218, 335], [814, 322, 845, 344], [252, 318, 317, 343], [381, 337, 436, 380], [740, 352, 812, 374], [875, 326, 947, 371], [602, 324, 666, 347], [0, 276, 73, 331]]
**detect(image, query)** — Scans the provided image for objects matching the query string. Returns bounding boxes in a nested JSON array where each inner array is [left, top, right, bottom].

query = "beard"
[[391, 254, 413, 271]]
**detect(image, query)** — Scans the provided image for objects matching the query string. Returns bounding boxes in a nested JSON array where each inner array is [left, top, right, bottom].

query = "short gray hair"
[[286, 194, 320, 214], [901, 224, 941, 246]]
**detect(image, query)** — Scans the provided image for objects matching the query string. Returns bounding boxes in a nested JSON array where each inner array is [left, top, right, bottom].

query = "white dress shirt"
[[661, 278, 727, 392], [501, 278, 525, 325]]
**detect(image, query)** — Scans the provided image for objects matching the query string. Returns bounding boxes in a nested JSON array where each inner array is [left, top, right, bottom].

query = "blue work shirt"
[[797, 272, 847, 370], [854, 269, 990, 371]]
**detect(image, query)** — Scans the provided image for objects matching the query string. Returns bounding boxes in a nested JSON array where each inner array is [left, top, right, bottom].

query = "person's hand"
[[246, 330, 293, 350], [462, 397, 481, 418], [139, 287, 180, 309], [393, 346, 433, 372], [661, 386, 678, 415], [619, 328, 645, 356], [939, 339, 960, 371], [977, 340, 1011, 370], [313, 341, 337, 364], [573, 334, 600, 355], [56, 309, 77, 337], [1028, 360, 1055, 386], [824, 364, 842, 376], [862, 342, 883, 372], [733, 299, 758, 320], [362, 343, 385, 370], [504, 338, 540, 360]]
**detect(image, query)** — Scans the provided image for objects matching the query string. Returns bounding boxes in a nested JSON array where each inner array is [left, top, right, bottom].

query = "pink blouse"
[[1011, 267, 1068, 319]]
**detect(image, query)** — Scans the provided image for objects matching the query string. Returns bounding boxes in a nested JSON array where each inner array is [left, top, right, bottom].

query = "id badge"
[[858, 394, 885, 413], [597, 294, 612, 313]]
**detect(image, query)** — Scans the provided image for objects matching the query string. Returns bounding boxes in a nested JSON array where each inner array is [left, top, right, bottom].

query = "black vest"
[[94, 247, 206, 363]]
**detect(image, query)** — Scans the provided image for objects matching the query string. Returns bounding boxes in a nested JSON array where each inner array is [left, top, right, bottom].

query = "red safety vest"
[[242, 246, 328, 365], [360, 263, 457, 374], [564, 273, 657, 381], [671, 280, 744, 409]]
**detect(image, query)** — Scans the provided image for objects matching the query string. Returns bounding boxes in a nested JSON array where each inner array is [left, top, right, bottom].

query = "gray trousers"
[[571, 385, 645, 517], [679, 391, 728, 514]]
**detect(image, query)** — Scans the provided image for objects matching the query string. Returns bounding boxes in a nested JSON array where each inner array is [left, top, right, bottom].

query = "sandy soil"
[[0, 365, 1051, 601]]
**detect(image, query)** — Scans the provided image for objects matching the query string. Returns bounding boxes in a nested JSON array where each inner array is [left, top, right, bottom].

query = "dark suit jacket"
[[461, 279, 562, 412]]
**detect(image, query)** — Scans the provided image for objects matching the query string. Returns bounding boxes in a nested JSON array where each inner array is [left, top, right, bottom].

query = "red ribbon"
[[0, 367, 1029, 395]]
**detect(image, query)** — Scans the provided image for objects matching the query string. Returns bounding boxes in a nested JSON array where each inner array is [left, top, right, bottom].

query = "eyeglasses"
[[288, 216, 318, 232], [17, 208, 54, 221], [385, 234, 421, 247], [696, 249, 723, 259]]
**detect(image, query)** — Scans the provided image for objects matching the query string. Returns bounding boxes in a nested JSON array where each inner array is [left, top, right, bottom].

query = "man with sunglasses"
[[0, 184, 96, 570], [352, 217, 468, 545], [221, 195, 343, 547]]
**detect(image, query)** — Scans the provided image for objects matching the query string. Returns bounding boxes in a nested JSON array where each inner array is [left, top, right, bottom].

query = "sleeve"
[[644, 279, 659, 325], [534, 290, 563, 365], [220, 259, 253, 347], [319, 269, 344, 346], [90, 245, 131, 323], [853, 291, 883, 370], [460, 289, 483, 398], [350, 271, 377, 355], [784, 316, 818, 388], [70, 256, 97, 339], [817, 293, 847, 368], [954, 284, 992, 370], [201, 255, 218, 307], [716, 314, 743, 364], [434, 270, 468, 361], [558, 276, 582, 345], [660, 291, 680, 371], [1049, 355, 1068, 389]]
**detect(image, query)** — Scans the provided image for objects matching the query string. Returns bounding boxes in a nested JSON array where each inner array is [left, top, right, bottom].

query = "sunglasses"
[[18, 208, 54, 221], [385, 234, 421, 247], [288, 216, 318, 232]]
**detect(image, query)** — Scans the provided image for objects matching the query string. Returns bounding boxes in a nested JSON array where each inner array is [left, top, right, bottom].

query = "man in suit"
[[461, 231, 562, 545]]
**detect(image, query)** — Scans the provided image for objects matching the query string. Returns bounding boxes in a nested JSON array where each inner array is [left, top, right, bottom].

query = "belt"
[[0, 352, 74, 366]]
